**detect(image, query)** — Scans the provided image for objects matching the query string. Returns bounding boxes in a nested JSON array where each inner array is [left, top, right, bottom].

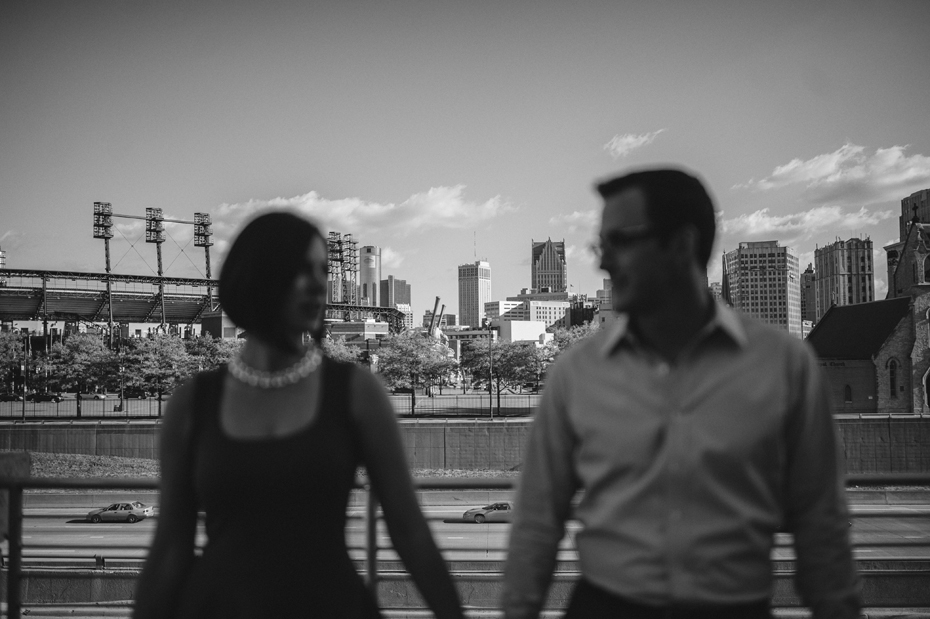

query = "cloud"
[[214, 185, 513, 237], [0, 230, 26, 250], [381, 247, 406, 269], [549, 209, 598, 234], [603, 129, 667, 159], [721, 205, 894, 238], [734, 143, 930, 206]]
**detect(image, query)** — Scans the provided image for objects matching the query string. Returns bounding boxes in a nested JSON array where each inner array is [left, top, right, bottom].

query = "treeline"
[[0, 322, 600, 396]]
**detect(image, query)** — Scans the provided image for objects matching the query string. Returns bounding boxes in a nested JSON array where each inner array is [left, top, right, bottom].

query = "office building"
[[458, 260, 492, 328], [380, 275, 411, 308], [358, 246, 381, 306], [801, 264, 816, 323], [722, 241, 802, 337], [484, 301, 522, 322], [395, 303, 414, 330], [813, 238, 874, 321], [531, 239, 567, 293]]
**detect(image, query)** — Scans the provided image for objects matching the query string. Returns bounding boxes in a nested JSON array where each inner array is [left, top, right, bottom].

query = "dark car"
[[0, 392, 23, 402], [124, 387, 148, 399], [463, 501, 514, 523], [26, 392, 62, 403]]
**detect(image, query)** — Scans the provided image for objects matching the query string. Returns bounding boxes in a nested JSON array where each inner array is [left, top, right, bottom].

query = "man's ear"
[[669, 225, 700, 266]]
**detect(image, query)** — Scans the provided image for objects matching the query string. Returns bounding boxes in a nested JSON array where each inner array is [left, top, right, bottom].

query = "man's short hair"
[[595, 168, 716, 268], [219, 211, 325, 348]]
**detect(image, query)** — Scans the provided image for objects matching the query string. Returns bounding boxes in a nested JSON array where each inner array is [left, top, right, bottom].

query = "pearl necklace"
[[228, 346, 322, 389]]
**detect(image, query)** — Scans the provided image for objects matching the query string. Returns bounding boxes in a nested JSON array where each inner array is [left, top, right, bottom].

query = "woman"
[[134, 211, 463, 619]]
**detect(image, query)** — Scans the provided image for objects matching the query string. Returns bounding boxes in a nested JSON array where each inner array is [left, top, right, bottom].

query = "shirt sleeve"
[[784, 343, 861, 619], [501, 355, 581, 619]]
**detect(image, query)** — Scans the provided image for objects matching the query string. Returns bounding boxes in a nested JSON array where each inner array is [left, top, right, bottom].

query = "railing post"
[[8, 483, 23, 619], [365, 485, 379, 594]]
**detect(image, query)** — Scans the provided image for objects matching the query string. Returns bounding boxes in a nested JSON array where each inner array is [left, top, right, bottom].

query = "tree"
[[322, 336, 361, 365], [46, 334, 115, 393], [461, 339, 545, 414], [376, 332, 457, 414], [127, 335, 191, 399], [0, 331, 24, 391], [549, 322, 601, 355], [184, 334, 244, 374]]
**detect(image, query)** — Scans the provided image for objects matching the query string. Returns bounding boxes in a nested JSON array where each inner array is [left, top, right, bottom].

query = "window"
[[844, 385, 852, 403], [889, 360, 898, 399]]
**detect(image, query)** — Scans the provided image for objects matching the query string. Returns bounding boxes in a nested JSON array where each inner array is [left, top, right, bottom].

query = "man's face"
[[599, 187, 673, 315]]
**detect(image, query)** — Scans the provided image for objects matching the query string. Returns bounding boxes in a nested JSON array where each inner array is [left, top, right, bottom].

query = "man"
[[501, 169, 859, 619]]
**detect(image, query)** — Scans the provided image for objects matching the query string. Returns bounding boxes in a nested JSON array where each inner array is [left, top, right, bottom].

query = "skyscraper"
[[358, 246, 381, 306], [458, 260, 492, 328], [723, 241, 802, 337], [800, 263, 816, 324], [380, 275, 411, 308], [814, 238, 874, 320], [531, 239, 567, 292]]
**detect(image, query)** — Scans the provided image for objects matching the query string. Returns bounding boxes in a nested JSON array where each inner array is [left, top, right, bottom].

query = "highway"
[[6, 502, 928, 565]]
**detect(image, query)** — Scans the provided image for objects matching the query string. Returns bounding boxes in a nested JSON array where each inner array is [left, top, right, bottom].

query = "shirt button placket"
[[665, 365, 689, 599]]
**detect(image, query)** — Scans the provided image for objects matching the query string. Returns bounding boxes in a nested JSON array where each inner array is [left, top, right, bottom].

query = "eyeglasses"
[[589, 224, 659, 258]]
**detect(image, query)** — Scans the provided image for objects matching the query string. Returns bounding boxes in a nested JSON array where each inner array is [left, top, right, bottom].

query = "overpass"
[[0, 268, 407, 335]]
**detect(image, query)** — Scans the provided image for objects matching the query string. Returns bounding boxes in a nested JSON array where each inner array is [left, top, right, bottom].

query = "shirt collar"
[[600, 299, 748, 358]]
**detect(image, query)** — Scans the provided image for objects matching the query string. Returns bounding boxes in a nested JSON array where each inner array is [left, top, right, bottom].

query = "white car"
[[463, 501, 513, 523], [86, 501, 154, 523]]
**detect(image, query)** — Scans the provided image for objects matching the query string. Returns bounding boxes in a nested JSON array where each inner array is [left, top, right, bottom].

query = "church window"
[[889, 360, 898, 399], [844, 385, 852, 403]]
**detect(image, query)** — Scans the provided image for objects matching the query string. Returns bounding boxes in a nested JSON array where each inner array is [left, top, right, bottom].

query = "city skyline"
[[2, 1, 930, 319]]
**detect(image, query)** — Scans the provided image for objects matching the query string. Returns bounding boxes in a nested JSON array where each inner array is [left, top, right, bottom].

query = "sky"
[[2, 0, 930, 322]]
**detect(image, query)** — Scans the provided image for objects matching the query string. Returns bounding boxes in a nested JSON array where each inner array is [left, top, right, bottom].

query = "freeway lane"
[[6, 504, 928, 564]]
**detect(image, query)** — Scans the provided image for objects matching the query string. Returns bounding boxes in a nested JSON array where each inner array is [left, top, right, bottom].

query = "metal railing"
[[0, 474, 928, 618]]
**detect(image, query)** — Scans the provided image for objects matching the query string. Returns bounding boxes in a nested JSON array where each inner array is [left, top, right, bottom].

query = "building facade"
[[483, 301, 522, 322], [458, 260, 492, 328], [358, 246, 381, 306], [898, 188, 930, 241], [723, 240, 802, 337], [395, 303, 414, 330], [380, 275, 411, 308], [813, 238, 874, 321], [531, 239, 567, 293], [800, 264, 816, 324]]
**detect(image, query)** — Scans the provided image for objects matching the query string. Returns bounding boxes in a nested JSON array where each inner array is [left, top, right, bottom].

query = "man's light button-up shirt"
[[501, 301, 859, 618]]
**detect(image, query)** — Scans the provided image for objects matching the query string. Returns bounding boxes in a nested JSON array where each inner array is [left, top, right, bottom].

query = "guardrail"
[[0, 393, 543, 420], [1, 474, 928, 618]]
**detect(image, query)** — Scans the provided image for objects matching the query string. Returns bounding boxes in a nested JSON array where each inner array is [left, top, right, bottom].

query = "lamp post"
[[118, 364, 125, 414], [487, 322, 494, 420]]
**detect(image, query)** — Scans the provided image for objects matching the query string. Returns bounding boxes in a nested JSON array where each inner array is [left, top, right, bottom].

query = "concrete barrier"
[[3, 560, 928, 612], [1, 417, 928, 473]]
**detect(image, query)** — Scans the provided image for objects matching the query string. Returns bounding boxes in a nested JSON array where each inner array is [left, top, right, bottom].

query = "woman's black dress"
[[176, 359, 381, 618]]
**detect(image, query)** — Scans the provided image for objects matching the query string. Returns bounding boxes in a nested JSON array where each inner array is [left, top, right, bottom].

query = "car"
[[124, 387, 148, 399], [463, 501, 514, 523], [0, 392, 23, 402], [91, 393, 107, 400], [26, 392, 62, 403], [86, 501, 154, 524]]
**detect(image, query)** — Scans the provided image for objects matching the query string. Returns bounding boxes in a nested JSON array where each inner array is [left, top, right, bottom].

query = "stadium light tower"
[[93, 202, 116, 347], [194, 213, 214, 305], [145, 208, 167, 330]]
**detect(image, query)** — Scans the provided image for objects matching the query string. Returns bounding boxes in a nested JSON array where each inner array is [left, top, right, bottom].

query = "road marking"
[[89, 536, 105, 539]]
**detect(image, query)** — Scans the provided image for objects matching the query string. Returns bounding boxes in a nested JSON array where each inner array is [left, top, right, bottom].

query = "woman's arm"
[[349, 369, 465, 619], [132, 379, 201, 619]]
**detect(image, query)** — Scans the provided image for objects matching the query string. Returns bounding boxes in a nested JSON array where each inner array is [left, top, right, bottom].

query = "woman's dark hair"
[[595, 168, 717, 268], [219, 211, 326, 348]]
